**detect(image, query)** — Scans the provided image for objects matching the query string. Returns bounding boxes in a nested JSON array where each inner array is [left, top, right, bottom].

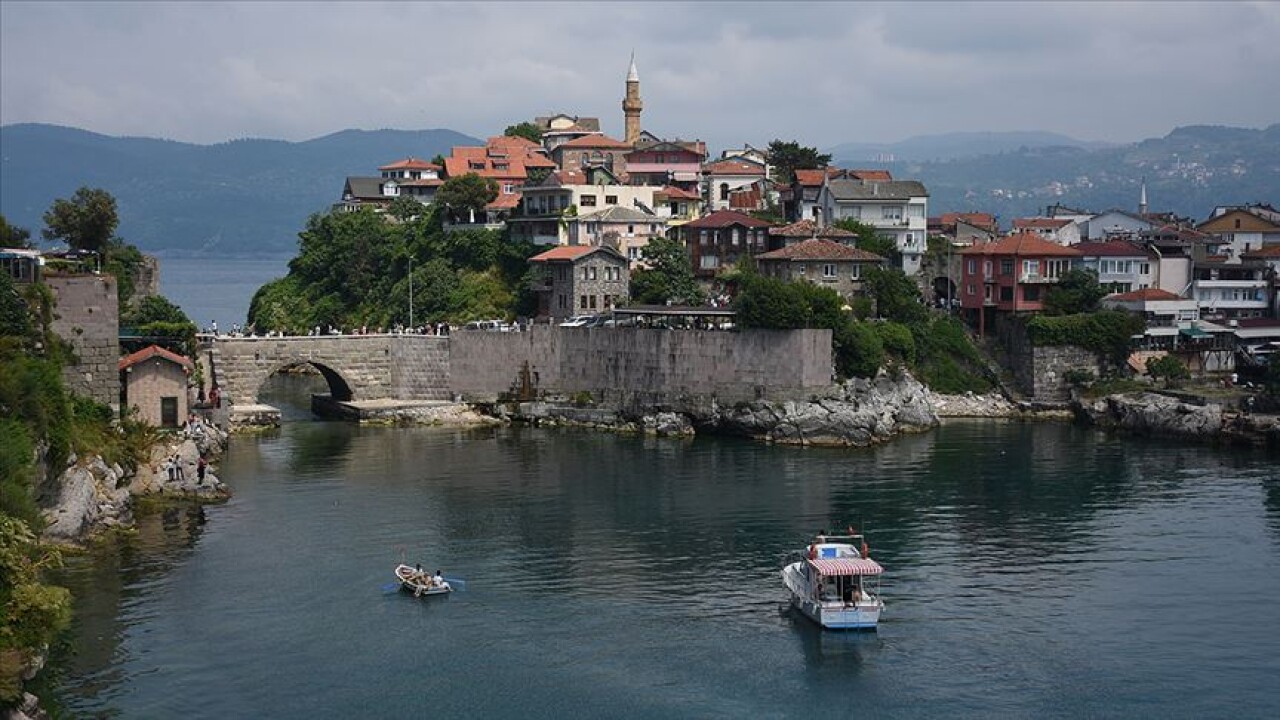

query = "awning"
[[808, 558, 883, 576], [1180, 327, 1211, 339]]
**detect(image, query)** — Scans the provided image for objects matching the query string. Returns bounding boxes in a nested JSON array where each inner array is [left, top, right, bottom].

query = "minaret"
[[622, 53, 643, 145], [1139, 178, 1148, 216]]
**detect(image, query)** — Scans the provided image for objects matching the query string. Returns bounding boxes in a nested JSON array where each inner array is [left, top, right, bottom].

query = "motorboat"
[[395, 564, 452, 597], [782, 531, 883, 630]]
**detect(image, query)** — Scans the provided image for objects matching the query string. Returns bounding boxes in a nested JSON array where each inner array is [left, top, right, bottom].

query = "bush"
[[834, 321, 883, 379], [911, 317, 994, 394], [1026, 310, 1145, 365], [874, 322, 916, 364], [1145, 355, 1190, 388]]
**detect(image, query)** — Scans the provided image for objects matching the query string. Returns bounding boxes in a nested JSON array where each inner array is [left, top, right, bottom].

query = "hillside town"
[[324, 56, 1280, 381]]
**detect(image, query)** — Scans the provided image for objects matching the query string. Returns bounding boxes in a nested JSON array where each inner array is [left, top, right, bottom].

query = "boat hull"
[[395, 564, 453, 597], [783, 561, 882, 630]]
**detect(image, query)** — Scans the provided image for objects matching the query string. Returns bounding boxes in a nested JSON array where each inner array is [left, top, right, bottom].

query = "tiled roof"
[[848, 169, 893, 182], [535, 115, 602, 133], [378, 157, 440, 171], [1106, 288, 1185, 302], [793, 168, 831, 186], [1242, 244, 1280, 259], [959, 232, 1082, 257], [1013, 218, 1071, 230], [529, 245, 624, 263], [682, 210, 773, 229], [1073, 240, 1151, 258], [936, 212, 997, 230], [119, 344, 192, 371], [486, 193, 522, 210], [656, 185, 701, 200], [443, 139, 554, 179], [826, 179, 928, 201], [576, 206, 661, 223], [756, 238, 886, 262], [343, 177, 387, 200], [560, 134, 632, 149], [769, 220, 855, 238], [704, 158, 766, 176]]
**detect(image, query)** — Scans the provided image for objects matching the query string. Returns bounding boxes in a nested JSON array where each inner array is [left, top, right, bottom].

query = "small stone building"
[[529, 245, 630, 319], [755, 238, 887, 300], [119, 345, 192, 428]]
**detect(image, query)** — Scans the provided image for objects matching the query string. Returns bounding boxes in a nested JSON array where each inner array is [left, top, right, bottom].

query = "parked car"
[[463, 319, 511, 332], [558, 316, 592, 328]]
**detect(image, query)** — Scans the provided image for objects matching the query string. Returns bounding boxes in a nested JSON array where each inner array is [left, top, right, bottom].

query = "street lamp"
[[408, 255, 415, 332]]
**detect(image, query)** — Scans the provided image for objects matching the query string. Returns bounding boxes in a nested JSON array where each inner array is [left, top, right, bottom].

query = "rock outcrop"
[[929, 390, 1019, 418], [40, 422, 230, 546], [1078, 392, 1224, 438]]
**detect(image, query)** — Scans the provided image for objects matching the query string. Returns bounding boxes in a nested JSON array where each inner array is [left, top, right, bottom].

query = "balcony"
[[1019, 273, 1062, 284]]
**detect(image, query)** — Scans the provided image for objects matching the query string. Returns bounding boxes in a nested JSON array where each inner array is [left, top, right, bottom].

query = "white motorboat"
[[782, 532, 884, 630], [395, 564, 452, 597]]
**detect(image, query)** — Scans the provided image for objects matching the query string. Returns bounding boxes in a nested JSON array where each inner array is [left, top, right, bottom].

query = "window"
[[720, 183, 730, 201], [1045, 259, 1069, 279], [823, 264, 837, 279], [1000, 286, 1014, 301], [1140, 262, 1151, 275], [967, 259, 977, 275], [627, 224, 635, 236], [882, 206, 903, 221], [700, 255, 720, 270], [606, 195, 618, 205], [984, 260, 993, 276], [967, 283, 975, 296], [1023, 259, 1038, 277], [732, 227, 741, 246], [852, 264, 863, 280], [589, 295, 597, 309], [581, 267, 589, 280], [1000, 259, 1013, 275], [581, 195, 597, 207], [984, 285, 993, 301], [628, 247, 639, 260], [580, 295, 588, 309], [1023, 286, 1041, 302], [604, 295, 613, 308], [160, 397, 178, 428], [503, 182, 515, 195], [589, 266, 597, 280], [798, 264, 807, 275]]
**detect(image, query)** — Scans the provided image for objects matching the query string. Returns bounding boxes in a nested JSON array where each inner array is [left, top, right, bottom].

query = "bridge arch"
[[259, 359, 355, 403]]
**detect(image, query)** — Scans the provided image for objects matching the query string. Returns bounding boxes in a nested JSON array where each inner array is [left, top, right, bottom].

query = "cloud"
[[2, 1, 1277, 152]]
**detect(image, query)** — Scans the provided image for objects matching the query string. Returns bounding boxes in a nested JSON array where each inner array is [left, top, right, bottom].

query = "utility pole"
[[408, 255, 415, 332]]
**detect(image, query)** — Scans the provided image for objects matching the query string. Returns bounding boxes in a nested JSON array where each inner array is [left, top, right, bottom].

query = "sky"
[[2, 1, 1279, 153]]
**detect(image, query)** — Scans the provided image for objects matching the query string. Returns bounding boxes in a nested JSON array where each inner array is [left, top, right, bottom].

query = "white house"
[[704, 157, 768, 212], [1073, 241, 1156, 294], [818, 178, 929, 275], [1084, 209, 1155, 241], [1012, 218, 1081, 245], [509, 168, 666, 245]]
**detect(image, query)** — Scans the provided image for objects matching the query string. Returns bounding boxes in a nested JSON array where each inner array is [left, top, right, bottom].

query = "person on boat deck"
[[433, 570, 444, 587], [414, 563, 425, 579]]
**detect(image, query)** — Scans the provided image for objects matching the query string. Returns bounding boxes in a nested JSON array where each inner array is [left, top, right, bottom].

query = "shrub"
[[1026, 310, 1144, 365], [874, 321, 916, 364], [1146, 355, 1190, 388], [834, 321, 883, 379]]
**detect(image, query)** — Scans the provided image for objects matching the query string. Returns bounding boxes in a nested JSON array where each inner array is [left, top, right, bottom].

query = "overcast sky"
[[3, 1, 1278, 153]]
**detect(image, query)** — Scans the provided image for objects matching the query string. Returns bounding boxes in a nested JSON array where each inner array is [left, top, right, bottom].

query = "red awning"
[[809, 558, 883, 576]]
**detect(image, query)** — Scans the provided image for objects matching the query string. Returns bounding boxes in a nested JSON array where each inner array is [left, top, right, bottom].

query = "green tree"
[[0, 274, 31, 340], [629, 236, 704, 305], [430, 153, 446, 167], [121, 294, 197, 357], [765, 139, 831, 185], [1146, 354, 1190, 388], [504, 121, 544, 143], [832, 218, 898, 260], [863, 266, 928, 323], [834, 321, 884, 379], [436, 173, 499, 222], [734, 276, 809, 329], [1044, 268, 1107, 315], [387, 196, 424, 222], [0, 215, 32, 249], [41, 186, 119, 252]]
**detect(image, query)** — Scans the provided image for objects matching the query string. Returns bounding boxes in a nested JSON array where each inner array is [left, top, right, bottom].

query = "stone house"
[[567, 206, 668, 265], [534, 114, 603, 152], [548, 134, 633, 175], [119, 344, 192, 428], [754, 239, 887, 300], [529, 245, 630, 319]]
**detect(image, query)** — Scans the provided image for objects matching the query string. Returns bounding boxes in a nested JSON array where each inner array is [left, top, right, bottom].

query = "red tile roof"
[[793, 168, 831, 186], [682, 210, 774, 229], [656, 185, 701, 200], [1074, 240, 1151, 257], [848, 169, 893, 182], [756, 238, 886, 262], [769, 220, 855, 238], [486, 193, 522, 210], [1013, 218, 1072, 230], [1242, 244, 1280, 259], [559, 134, 632, 149], [378, 157, 440, 171], [119, 344, 192, 371], [529, 245, 622, 262], [959, 232, 1082, 257], [704, 158, 766, 176], [1106, 288, 1185, 302], [937, 212, 997, 230]]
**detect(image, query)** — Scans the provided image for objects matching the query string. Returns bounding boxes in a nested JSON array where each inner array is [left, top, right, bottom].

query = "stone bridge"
[[205, 334, 451, 407]]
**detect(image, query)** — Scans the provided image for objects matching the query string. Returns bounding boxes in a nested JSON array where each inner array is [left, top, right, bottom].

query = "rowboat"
[[395, 564, 452, 597], [782, 531, 883, 630]]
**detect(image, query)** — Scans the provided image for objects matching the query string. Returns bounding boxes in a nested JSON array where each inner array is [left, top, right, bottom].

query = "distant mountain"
[[832, 124, 1280, 223], [828, 131, 1117, 164], [0, 124, 481, 255]]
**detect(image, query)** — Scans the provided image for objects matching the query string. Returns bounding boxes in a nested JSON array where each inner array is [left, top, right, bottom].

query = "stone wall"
[[46, 273, 120, 411], [210, 335, 399, 405], [388, 335, 452, 400], [450, 325, 833, 404], [997, 314, 1102, 402]]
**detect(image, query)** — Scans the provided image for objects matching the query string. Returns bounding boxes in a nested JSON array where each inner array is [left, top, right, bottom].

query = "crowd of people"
[[203, 321, 455, 338]]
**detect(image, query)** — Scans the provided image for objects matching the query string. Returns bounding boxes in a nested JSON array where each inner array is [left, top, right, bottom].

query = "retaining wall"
[[47, 273, 120, 411]]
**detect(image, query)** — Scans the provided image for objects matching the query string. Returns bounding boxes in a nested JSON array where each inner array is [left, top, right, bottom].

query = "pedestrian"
[[164, 456, 175, 482], [172, 454, 186, 482], [197, 456, 207, 484]]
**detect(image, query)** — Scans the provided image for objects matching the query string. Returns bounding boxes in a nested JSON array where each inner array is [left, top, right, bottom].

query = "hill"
[[828, 130, 1116, 163], [832, 124, 1280, 223], [0, 124, 481, 255]]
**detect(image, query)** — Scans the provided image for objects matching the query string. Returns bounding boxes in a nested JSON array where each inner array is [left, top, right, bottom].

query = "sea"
[[42, 257, 1280, 718]]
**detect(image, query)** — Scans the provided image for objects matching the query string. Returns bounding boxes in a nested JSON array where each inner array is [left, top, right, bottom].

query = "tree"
[[387, 196, 424, 222], [436, 174, 499, 222], [863, 266, 928, 324], [504, 122, 544, 143], [0, 215, 32, 249], [1043, 268, 1107, 315], [1146, 354, 1190, 388], [629, 236, 704, 305], [832, 218, 898, 260], [766, 139, 831, 185], [41, 187, 119, 252]]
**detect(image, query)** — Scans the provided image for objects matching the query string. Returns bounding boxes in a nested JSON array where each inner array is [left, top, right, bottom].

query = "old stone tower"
[[622, 53, 643, 145]]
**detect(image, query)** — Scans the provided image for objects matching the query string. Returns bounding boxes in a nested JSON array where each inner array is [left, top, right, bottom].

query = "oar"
[[381, 582, 401, 593]]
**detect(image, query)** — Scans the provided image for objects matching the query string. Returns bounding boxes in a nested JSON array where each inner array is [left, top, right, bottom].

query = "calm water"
[[48, 393, 1280, 718], [157, 254, 290, 331]]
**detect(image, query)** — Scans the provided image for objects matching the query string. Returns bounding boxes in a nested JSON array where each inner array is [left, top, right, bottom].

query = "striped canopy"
[[809, 557, 883, 576]]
